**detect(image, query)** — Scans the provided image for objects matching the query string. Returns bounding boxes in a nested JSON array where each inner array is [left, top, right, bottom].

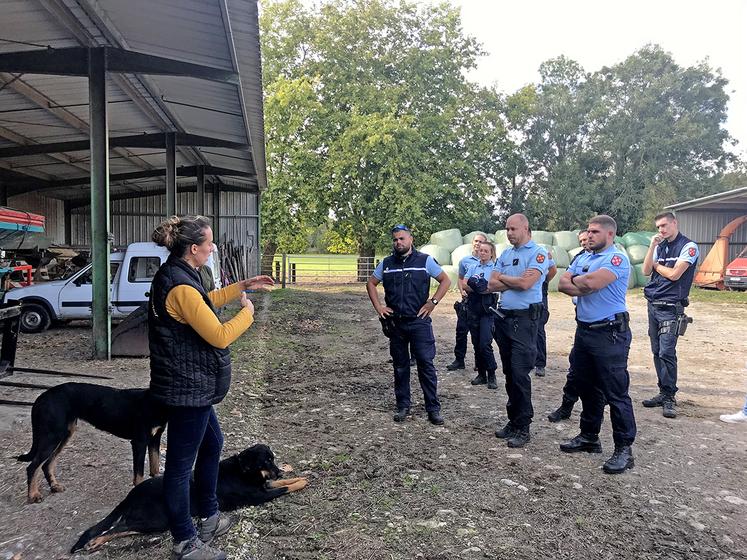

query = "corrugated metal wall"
[[7, 192, 65, 243], [675, 209, 747, 263], [9, 189, 260, 275]]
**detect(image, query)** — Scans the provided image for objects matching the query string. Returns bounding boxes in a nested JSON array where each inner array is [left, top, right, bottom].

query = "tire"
[[20, 303, 52, 334]]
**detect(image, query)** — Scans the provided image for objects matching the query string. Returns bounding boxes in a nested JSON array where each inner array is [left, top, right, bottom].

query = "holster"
[[454, 299, 468, 319], [529, 302, 543, 321], [379, 316, 396, 339]]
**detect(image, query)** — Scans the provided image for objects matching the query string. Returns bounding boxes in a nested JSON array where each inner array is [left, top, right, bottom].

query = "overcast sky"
[[445, 0, 747, 158]]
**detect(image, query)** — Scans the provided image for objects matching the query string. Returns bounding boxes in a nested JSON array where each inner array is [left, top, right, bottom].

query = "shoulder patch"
[[688, 247, 696, 257], [536, 254, 545, 264], [610, 255, 622, 267]]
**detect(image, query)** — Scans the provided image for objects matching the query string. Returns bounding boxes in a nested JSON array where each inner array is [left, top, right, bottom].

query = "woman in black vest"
[[150, 215, 272, 560]]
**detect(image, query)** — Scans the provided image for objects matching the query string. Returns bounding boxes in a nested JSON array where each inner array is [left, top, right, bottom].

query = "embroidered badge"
[[688, 247, 696, 257], [512, 258, 519, 266], [536, 254, 545, 263], [610, 255, 622, 267]]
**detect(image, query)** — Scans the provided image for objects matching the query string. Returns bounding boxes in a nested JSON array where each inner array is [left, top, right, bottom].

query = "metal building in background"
[[666, 187, 747, 263], [0, 0, 266, 359]]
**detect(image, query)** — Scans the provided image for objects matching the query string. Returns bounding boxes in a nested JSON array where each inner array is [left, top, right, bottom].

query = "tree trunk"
[[357, 245, 376, 283], [261, 240, 278, 278]]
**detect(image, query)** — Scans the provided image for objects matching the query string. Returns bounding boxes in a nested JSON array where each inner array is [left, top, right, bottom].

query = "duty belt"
[[650, 298, 689, 308], [577, 312, 630, 332], [490, 303, 542, 320]]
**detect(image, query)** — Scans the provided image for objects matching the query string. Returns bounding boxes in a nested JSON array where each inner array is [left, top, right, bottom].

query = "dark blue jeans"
[[389, 317, 440, 413], [647, 302, 679, 397], [572, 327, 636, 447], [164, 405, 224, 542]]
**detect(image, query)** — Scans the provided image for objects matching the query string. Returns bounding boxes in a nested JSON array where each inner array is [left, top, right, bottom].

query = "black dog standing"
[[367, 225, 451, 425]]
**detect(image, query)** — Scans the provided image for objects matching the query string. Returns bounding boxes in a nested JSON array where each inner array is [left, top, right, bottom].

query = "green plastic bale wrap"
[[635, 263, 651, 287], [432, 264, 459, 290], [621, 232, 649, 248], [429, 229, 463, 253], [495, 243, 510, 258], [627, 268, 636, 290], [626, 244, 648, 265], [419, 244, 451, 266], [494, 230, 508, 244], [614, 235, 624, 245], [568, 246, 585, 261], [532, 230, 554, 245], [554, 231, 580, 252], [487, 233, 496, 242], [450, 244, 473, 268], [549, 245, 570, 268], [463, 231, 489, 245], [548, 267, 566, 292], [640, 231, 657, 242]]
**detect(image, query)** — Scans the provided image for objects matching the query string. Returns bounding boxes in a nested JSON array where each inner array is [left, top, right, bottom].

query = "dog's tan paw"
[[27, 492, 44, 504], [50, 483, 66, 493], [280, 463, 293, 473]]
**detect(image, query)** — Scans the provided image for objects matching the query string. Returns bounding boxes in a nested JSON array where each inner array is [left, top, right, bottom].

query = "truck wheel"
[[20, 303, 52, 334]]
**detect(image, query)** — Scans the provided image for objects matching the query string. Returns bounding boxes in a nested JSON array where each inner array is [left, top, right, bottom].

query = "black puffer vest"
[[149, 255, 231, 407]]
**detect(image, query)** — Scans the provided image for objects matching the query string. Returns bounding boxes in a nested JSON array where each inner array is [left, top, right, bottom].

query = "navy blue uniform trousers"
[[647, 302, 680, 397], [453, 302, 469, 361], [494, 314, 537, 428], [389, 317, 440, 413], [535, 303, 550, 368], [468, 310, 497, 372], [571, 327, 636, 447]]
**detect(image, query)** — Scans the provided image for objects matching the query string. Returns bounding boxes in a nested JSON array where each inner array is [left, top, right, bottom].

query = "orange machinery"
[[694, 215, 747, 289]]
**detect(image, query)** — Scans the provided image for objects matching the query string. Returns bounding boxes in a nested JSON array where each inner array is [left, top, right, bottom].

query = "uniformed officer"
[[641, 211, 699, 419], [366, 225, 451, 425], [447, 232, 488, 371], [486, 214, 548, 448], [548, 230, 589, 422], [463, 240, 498, 389], [558, 215, 636, 474], [533, 244, 557, 378]]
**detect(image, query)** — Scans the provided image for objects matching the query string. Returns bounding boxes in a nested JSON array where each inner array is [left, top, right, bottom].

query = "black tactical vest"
[[643, 233, 697, 303], [381, 250, 432, 317]]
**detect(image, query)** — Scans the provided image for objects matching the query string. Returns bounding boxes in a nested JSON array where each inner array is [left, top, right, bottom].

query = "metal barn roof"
[[666, 187, 747, 212], [0, 0, 266, 204]]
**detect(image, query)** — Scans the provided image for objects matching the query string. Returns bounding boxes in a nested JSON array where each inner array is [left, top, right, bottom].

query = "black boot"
[[393, 407, 410, 422], [642, 393, 666, 407], [494, 422, 514, 439], [446, 359, 465, 371], [471, 370, 487, 385], [547, 398, 574, 423], [603, 445, 635, 474], [486, 370, 498, 390], [662, 396, 677, 418], [427, 410, 445, 425], [507, 426, 530, 448], [559, 433, 602, 454], [534, 367, 546, 377]]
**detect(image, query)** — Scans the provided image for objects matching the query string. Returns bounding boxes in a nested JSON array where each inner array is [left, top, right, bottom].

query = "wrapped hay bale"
[[626, 245, 648, 265], [487, 233, 496, 242], [429, 229, 463, 253], [627, 268, 636, 290], [634, 263, 651, 287], [495, 243, 510, 259], [433, 264, 459, 290], [451, 244, 473, 268], [554, 231, 580, 252], [532, 231, 554, 245], [621, 232, 649, 248], [419, 244, 451, 265], [568, 246, 585, 261], [548, 267, 566, 292], [494, 230, 508, 244], [550, 246, 570, 268]]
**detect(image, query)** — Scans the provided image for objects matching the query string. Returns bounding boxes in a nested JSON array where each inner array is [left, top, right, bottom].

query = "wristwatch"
[[430, 297, 439, 305]]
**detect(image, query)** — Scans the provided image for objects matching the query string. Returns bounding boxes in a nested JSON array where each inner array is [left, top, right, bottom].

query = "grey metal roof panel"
[[666, 187, 747, 211]]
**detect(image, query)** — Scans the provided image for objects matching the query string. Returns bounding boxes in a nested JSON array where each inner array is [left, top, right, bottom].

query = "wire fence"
[[261, 254, 381, 286]]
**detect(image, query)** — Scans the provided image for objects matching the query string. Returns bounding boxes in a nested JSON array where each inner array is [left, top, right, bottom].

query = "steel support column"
[[165, 132, 176, 216], [196, 165, 205, 216], [88, 48, 111, 360], [0, 181, 7, 206], [63, 200, 72, 245], [212, 181, 221, 243]]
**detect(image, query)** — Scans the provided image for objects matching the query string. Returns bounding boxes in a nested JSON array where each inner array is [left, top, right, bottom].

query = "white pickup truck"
[[3, 242, 220, 333]]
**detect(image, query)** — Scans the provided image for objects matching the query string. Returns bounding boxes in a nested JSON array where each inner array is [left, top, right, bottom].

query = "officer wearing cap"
[[534, 244, 557, 378], [641, 211, 699, 419], [485, 214, 548, 448], [558, 215, 636, 474], [447, 232, 488, 371], [367, 225, 451, 425], [548, 229, 590, 422]]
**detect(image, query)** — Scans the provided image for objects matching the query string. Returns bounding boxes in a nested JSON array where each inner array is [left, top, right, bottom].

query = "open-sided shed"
[[0, 0, 266, 358]]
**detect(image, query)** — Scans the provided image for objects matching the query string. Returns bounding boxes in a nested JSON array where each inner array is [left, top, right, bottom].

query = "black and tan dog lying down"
[[71, 444, 308, 553]]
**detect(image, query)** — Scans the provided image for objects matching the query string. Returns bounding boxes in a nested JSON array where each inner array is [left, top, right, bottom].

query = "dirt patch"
[[0, 287, 745, 559]]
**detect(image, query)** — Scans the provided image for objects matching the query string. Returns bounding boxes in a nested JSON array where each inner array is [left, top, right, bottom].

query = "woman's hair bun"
[[152, 216, 181, 249]]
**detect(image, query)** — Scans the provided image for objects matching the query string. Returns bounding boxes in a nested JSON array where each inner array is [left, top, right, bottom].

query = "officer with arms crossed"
[[641, 211, 699, 419], [558, 215, 636, 474], [486, 214, 548, 448], [367, 225, 451, 425], [447, 232, 488, 371], [548, 230, 590, 422]]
